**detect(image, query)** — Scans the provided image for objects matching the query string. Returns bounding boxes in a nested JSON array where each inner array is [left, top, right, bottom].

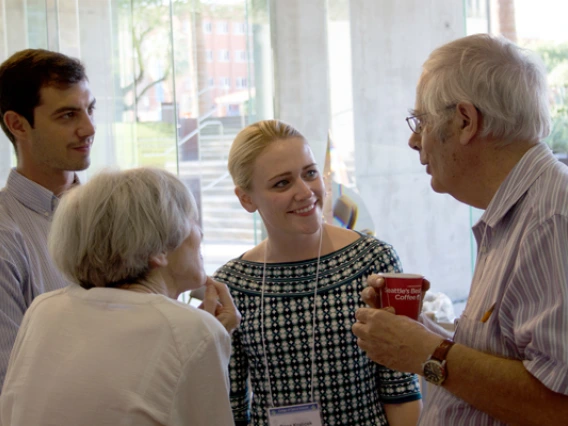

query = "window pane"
[[0, 0, 272, 295]]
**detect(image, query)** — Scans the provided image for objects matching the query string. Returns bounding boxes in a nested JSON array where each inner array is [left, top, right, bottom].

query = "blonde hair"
[[228, 119, 304, 190], [418, 33, 551, 144], [49, 167, 197, 289]]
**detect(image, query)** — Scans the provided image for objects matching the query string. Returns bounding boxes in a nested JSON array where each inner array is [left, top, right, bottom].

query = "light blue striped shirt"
[[420, 143, 568, 425], [0, 169, 70, 391]]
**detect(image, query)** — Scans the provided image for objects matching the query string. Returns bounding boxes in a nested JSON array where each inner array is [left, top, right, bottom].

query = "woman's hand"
[[200, 277, 242, 334]]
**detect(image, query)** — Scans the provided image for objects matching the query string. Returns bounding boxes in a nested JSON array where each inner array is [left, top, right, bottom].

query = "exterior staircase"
[[178, 118, 262, 246]]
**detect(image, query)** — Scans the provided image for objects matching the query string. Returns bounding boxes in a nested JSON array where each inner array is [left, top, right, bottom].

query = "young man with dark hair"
[[0, 49, 96, 391]]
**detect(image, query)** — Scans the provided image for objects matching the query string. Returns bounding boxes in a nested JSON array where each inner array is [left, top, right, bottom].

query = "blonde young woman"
[[214, 120, 422, 426]]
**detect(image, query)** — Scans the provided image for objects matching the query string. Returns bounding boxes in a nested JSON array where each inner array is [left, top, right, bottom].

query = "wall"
[[269, 0, 470, 302], [0, 0, 472, 304], [349, 0, 470, 302], [270, 0, 331, 166]]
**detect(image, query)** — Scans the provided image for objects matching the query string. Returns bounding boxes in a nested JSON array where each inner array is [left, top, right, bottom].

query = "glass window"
[[514, 0, 568, 160], [466, 4, 568, 183], [234, 50, 247, 62], [218, 49, 230, 62], [217, 21, 229, 34], [461, 0, 568, 313], [219, 77, 231, 88], [233, 22, 246, 34], [0, 0, 272, 303]]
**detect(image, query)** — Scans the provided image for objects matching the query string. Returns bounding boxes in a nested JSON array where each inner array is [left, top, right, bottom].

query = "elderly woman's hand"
[[200, 277, 241, 334]]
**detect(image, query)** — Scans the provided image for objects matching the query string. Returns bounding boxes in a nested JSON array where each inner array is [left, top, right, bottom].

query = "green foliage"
[[114, 121, 177, 169], [546, 106, 568, 154], [524, 41, 568, 153], [116, 0, 248, 119], [529, 42, 568, 72]]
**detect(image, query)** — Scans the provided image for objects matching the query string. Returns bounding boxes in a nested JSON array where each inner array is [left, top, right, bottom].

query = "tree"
[[115, 0, 247, 122], [530, 43, 568, 153], [115, 0, 176, 120]]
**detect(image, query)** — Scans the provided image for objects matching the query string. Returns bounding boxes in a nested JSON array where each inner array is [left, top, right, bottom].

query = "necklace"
[[260, 227, 324, 407]]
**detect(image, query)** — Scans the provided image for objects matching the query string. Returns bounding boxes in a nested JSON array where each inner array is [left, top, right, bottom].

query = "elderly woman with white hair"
[[0, 167, 240, 426]]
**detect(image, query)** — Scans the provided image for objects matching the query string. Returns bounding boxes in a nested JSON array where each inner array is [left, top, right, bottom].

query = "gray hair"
[[417, 33, 551, 144], [49, 167, 197, 289], [228, 119, 304, 190]]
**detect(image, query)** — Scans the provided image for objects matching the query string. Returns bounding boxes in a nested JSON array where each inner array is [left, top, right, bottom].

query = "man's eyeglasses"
[[405, 104, 461, 135], [405, 113, 427, 135]]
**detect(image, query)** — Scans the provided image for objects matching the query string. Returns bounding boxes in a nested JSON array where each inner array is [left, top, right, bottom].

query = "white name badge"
[[267, 402, 322, 426]]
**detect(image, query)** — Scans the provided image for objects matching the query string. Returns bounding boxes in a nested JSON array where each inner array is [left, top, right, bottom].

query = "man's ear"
[[456, 102, 480, 146], [235, 186, 257, 213], [148, 252, 168, 269], [3, 111, 30, 142]]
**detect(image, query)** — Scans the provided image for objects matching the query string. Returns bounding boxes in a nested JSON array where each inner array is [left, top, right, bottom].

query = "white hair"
[[417, 33, 551, 144], [49, 167, 197, 288]]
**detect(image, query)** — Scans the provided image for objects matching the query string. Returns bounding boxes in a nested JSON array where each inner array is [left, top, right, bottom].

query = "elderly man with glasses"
[[353, 33, 568, 425]]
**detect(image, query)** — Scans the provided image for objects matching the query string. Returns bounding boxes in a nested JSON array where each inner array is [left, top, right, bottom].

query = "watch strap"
[[431, 339, 455, 362]]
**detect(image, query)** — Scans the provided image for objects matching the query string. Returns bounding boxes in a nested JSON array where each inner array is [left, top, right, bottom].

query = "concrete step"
[[203, 222, 256, 232], [201, 194, 245, 203], [200, 142, 233, 149], [201, 204, 250, 213], [202, 189, 237, 199], [202, 205, 246, 214], [202, 206, 249, 214], [201, 181, 234, 189], [203, 218, 256, 229], [202, 219, 252, 228], [202, 227, 259, 244], [174, 138, 260, 246], [200, 140, 232, 147], [201, 203, 250, 216], [200, 153, 229, 161], [202, 213, 254, 224]]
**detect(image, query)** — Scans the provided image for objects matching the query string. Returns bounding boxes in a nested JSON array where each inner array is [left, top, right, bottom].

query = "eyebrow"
[[51, 99, 97, 117], [267, 163, 318, 182]]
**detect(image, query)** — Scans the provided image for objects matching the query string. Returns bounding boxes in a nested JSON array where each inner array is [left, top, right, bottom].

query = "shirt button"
[[44, 211, 49, 217]]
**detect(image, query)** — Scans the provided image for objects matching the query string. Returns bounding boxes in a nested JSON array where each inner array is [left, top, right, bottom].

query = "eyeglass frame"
[[405, 113, 428, 134], [405, 104, 460, 135]]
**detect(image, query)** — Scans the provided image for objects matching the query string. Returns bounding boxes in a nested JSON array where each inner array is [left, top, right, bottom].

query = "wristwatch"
[[422, 339, 455, 386]]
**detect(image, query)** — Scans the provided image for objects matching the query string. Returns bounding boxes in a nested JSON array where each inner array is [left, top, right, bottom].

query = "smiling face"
[[238, 137, 325, 238], [18, 79, 96, 177]]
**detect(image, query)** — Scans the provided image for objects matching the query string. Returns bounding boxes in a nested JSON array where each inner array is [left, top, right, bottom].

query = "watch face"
[[423, 360, 446, 386]]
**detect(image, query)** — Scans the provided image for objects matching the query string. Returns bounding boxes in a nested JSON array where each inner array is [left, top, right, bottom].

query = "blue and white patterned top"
[[214, 234, 421, 426]]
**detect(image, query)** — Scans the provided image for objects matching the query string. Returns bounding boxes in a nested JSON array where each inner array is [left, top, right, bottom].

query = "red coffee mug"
[[379, 273, 423, 320]]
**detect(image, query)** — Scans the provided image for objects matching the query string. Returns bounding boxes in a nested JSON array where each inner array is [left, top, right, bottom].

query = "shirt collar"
[[478, 143, 557, 229], [5, 168, 73, 216]]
